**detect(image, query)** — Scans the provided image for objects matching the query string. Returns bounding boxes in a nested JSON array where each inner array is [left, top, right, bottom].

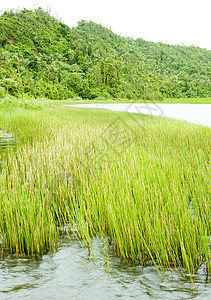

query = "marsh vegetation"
[[0, 104, 210, 283]]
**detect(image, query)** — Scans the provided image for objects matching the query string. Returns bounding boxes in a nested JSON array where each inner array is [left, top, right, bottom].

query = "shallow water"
[[0, 237, 210, 300], [65, 103, 211, 127], [0, 130, 16, 148]]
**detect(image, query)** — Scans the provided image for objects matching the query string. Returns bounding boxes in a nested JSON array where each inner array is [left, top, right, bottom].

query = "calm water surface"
[[0, 237, 210, 300], [65, 103, 211, 127]]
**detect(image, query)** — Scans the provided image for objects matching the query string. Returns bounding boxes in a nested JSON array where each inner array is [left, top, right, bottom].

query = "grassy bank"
[[53, 97, 211, 105], [1, 96, 211, 107], [0, 104, 210, 281]]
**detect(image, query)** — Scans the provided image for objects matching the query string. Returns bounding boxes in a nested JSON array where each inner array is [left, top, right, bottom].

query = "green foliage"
[[0, 8, 210, 100]]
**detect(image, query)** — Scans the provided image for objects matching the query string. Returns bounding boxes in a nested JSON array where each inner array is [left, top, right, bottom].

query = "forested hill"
[[0, 8, 210, 100]]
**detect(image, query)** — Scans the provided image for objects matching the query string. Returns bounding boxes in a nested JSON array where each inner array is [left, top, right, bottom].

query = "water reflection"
[[0, 237, 210, 300], [0, 130, 16, 149]]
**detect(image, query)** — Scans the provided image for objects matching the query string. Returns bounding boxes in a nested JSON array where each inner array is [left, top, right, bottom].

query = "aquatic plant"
[[0, 105, 210, 282]]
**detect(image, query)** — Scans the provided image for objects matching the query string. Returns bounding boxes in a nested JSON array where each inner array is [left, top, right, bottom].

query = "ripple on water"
[[0, 238, 210, 300]]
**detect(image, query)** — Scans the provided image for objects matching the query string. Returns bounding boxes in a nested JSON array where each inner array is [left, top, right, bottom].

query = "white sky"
[[1, 0, 211, 50]]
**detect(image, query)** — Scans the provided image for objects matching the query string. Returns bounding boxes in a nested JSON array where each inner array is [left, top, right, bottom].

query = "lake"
[[65, 103, 211, 127], [1, 236, 210, 300]]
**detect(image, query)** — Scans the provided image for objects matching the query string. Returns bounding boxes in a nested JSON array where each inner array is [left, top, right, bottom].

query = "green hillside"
[[0, 8, 210, 100]]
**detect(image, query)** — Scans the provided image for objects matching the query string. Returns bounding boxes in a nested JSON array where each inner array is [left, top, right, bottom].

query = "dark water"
[[0, 237, 210, 300]]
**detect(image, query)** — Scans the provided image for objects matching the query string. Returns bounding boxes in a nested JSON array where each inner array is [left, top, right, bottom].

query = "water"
[[0, 130, 16, 166], [65, 103, 211, 127], [0, 237, 210, 300], [0, 130, 16, 148]]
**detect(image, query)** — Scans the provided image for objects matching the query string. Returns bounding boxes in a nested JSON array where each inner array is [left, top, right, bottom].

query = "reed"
[[0, 105, 210, 281]]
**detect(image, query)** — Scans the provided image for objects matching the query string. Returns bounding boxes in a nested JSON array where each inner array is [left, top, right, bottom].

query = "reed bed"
[[0, 105, 210, 281]]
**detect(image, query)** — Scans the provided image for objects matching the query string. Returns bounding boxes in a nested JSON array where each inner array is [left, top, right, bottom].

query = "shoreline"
[[64, 103, 211, 128]]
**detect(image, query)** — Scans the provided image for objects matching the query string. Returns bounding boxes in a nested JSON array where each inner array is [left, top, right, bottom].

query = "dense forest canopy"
[[0, 8, 210, 100]]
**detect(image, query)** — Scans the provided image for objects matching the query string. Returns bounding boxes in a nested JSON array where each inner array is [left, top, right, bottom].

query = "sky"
[[1, 0, 211, 50]]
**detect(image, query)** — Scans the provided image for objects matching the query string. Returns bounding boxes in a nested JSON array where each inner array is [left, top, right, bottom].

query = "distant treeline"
[[0, 8, 210, 100]]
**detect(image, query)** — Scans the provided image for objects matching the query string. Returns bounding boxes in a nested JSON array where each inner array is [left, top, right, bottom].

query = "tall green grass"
[[53, 97, 211, 105], [0, 95, 51, 109], [0, 105, 210, 281]]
